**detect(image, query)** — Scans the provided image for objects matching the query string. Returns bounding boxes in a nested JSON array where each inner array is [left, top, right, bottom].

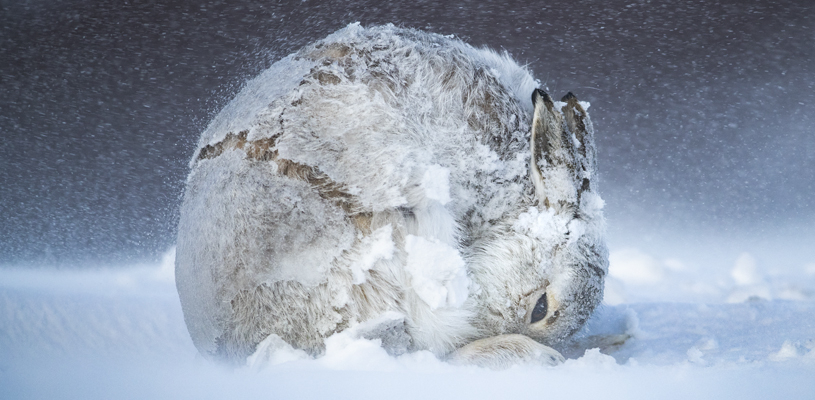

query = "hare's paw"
[[529, 90, 598, 214], [448, 334, 565, 369]]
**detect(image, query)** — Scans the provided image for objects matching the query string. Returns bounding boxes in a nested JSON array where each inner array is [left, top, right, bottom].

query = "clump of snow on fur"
[[580, 191, 605, 220], [421, 165, 452, 205], [512, 207, 570, 246], [404, 235, 470, 309], [349, 225, 395, 284]]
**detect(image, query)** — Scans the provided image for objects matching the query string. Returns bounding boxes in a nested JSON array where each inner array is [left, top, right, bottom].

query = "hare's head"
[[519, 246, 606, 344], [467, 231, 606, 346], [467, 89, 607, 346]]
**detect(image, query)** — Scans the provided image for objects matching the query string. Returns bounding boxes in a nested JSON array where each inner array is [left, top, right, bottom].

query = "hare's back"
[[176, 23, 540, 362]]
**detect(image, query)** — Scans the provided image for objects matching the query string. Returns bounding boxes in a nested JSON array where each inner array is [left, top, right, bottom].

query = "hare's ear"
[[560, 92, 596, 195], [529, 89, 563, 209], [529, 90, 597, 213]]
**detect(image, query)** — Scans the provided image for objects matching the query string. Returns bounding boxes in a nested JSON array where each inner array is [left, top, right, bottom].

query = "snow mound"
[[2, 245, 814, 399]]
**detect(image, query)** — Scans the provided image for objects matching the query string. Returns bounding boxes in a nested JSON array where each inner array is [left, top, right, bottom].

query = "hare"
[[175, 23, 607, 368]]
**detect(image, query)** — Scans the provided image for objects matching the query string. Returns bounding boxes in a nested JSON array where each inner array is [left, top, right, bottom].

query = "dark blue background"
[[1, 0, 813, 266]]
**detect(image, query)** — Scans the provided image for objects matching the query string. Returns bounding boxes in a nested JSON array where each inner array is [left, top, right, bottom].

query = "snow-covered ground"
[[2, 246, 815, 399]]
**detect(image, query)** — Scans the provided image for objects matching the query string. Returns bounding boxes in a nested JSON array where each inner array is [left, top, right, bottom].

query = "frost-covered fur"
[[176, 23, 608, 366]]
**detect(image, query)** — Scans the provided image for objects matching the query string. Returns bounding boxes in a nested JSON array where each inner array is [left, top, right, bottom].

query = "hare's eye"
[[530, 293, 548, 324]]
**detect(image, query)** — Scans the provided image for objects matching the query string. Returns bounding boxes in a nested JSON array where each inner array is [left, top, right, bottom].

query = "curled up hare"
[[176, 23, 608, 369]]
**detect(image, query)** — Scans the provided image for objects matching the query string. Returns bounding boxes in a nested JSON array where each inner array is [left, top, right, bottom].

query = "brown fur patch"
[[196, 131, 371, 232], [307, 42, 353, 61]]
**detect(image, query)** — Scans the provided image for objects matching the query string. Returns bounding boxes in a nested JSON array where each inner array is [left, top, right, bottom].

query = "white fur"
[[176, 23, 607, 366]]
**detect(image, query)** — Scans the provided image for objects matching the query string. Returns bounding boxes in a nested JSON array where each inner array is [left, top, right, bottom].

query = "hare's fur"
[[176, 23, 607, 367]]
